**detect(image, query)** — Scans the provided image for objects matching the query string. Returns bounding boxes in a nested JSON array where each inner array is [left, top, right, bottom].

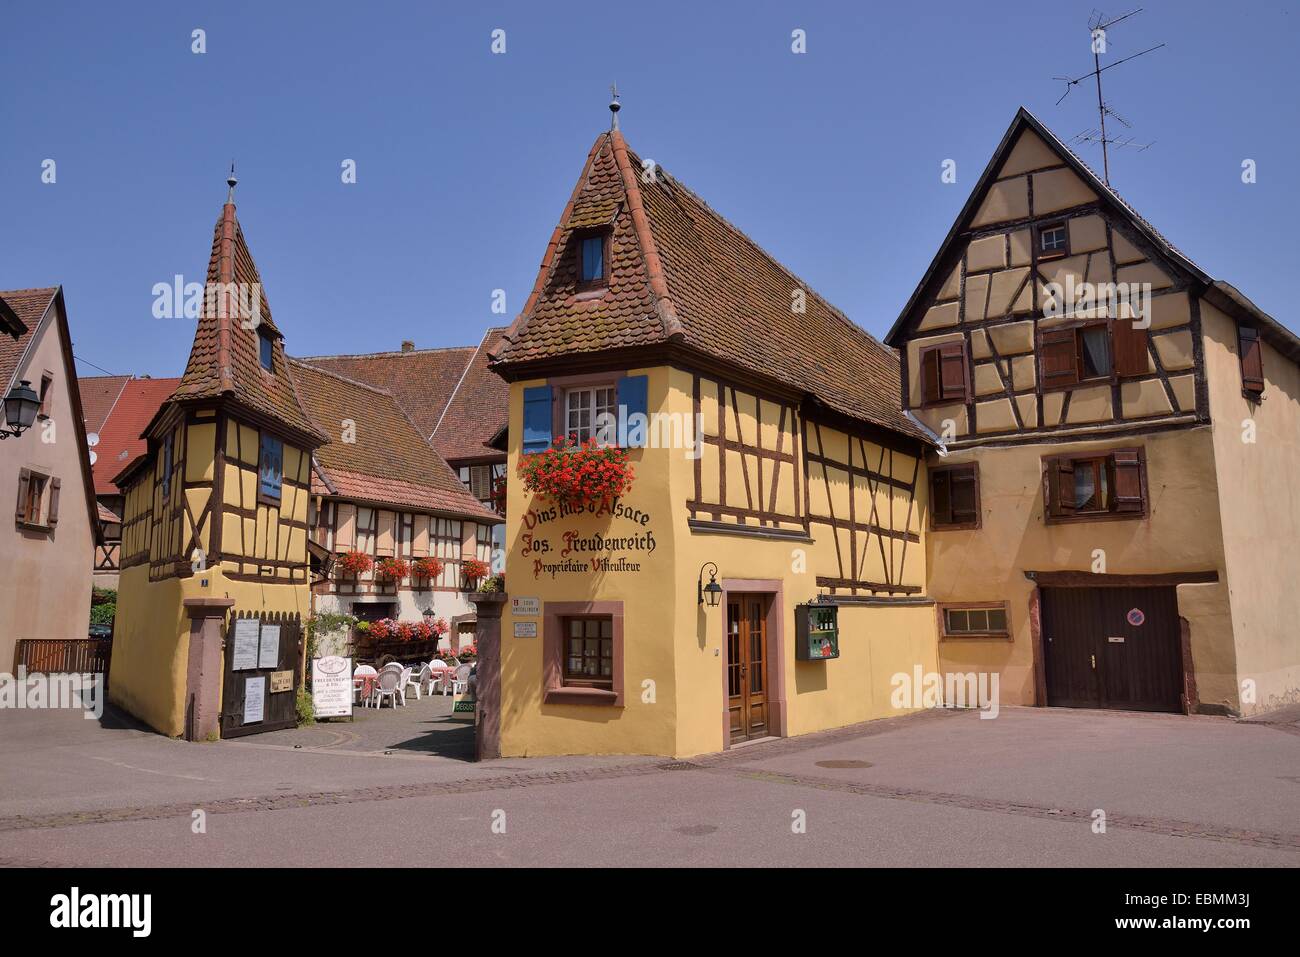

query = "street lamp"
[[1, 380, 40, 440], [697, 562, 722, 607]]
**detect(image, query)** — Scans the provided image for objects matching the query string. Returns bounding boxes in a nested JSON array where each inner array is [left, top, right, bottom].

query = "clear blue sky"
[[2, 0, 1296, 379]]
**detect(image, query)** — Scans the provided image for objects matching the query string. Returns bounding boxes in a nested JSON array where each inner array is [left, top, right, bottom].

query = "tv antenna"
[[1052, 8, 1165, 184]]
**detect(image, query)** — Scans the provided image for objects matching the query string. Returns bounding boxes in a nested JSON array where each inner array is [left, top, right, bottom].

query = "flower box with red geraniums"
[[374, 557, 409, 583], [411, 557, 444, 581], [489, 473, 507, 515], [516, 437, 634, 512], [461, 558, 489, 586], [336, 550, 373, 578]]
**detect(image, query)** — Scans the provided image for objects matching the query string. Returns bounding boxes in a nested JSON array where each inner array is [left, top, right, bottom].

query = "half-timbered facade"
[[109, 185, 328, 736], [490, 125, 938, 758], [887, 108, 1300, 717], [287, 359, 501, 649]]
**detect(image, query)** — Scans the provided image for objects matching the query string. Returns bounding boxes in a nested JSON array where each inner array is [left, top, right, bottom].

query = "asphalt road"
[[1, 699, 1297, 867]]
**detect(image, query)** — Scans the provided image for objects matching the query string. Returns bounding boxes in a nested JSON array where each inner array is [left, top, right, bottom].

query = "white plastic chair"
[[370, 668, 402, 709], [440, 658, 461, 695], [450, 663, 471, 697], [354, 664, 378, 707], [395, 666, 413, 706], [408, 664, 431, 701]]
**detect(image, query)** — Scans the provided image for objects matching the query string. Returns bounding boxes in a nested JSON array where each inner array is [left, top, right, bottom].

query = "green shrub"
[[89, 602, 116, 626], [296, 686, 315, 727]]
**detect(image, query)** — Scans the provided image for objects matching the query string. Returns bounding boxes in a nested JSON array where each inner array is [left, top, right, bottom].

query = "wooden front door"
[[727, 595, 770, 742], [1041, 586, 1183, 713]]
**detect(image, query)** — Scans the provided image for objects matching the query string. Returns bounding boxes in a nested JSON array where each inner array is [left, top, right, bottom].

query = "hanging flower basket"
[[516, 437, 634, 511], [336, 550, 373, 578], [461, 558, 490, 587], [374, 557, 409, 583], [411, 556, 444, 581]]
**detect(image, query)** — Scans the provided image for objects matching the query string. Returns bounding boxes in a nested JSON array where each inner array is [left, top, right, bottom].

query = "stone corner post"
[[469, 592, 507, 761]]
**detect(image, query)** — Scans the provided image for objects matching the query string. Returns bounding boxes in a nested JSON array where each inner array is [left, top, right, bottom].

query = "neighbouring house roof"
[[84, 376, 182, 496], [0, 286, 101, 542], [884, 107, 1300, 365], [288, 358, 499, 522], [0, 292, 27, 339], [97, 501, 122, 524], [79, 375, 131, 435], [430, 326, 510, 463], [295, 345, 476, 440], [167, 198, 326, 445], [489, 131, 927, 443]]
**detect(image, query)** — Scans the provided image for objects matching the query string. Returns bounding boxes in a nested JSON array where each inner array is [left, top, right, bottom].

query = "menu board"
[[232, 619, 261, 671], [311, 656, 353, 719], [258, 624, 281, 669], [244, 676, 266, 724]]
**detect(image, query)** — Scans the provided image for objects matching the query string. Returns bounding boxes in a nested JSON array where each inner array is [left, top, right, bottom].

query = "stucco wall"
[[0, 304, 95, 669], [1201, 302, 1300, 714], [928, 426, 1236, 708]]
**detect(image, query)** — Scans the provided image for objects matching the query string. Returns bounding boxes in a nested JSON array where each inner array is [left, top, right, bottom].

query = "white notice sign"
[[511, 597, 540, 617], [258, 624, 281, 669], [244, 676, 266, 724], [513, 621, 538, 638], [232, 619, 260, 671], [312, 656, 354, 719]]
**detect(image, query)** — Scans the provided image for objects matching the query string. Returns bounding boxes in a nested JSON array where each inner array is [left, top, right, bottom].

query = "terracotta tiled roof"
[[78, 375, 131, 434], [296, 346, 475, 439], [430, 327, 510, 463], [490, 133, 925, 441], [97, 501, 121, 523], [88, 377, 181, 495], [288, 358, 498, 521], [169, 202, 325, 444], [0, 287, 57, 390]]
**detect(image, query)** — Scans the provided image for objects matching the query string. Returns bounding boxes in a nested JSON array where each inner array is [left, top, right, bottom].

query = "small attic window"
[[1038, 222, 1069, 260], [578, 232, 608, 288], [258, 331, 274, 371]]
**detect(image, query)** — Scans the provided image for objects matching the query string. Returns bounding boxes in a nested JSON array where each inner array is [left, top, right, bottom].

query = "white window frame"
[[564, 386, 616, 445]]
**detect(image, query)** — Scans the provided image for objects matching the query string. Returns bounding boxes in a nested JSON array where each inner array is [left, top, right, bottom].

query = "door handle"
[[1091, 654, 1096, 670]]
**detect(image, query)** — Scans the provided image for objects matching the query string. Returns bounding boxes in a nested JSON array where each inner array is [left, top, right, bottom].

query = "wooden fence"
[[13, 639, 113, 684]]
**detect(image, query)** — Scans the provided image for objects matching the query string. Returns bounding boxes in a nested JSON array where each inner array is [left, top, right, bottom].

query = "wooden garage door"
[[1041, 586, 1183, 713]]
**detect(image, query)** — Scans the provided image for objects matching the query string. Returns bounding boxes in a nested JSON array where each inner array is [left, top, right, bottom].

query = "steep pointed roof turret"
[[169, 182, 326, 445]]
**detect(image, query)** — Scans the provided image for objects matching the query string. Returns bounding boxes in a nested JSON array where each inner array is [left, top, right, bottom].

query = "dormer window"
[[578, 232, 608, 288], [1037, 221, 1069, 260], [258, 331, 274, 371]]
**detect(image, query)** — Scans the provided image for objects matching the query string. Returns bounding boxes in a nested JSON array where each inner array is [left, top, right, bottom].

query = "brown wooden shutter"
[[938, 341, 969, 403], [950, 466, 978, 524], [1112, 316, 1150, 377], [930, 469, 953, 526], [1039, 328, 1080, 389], [1238, 326, 1264, 394], [1047, 457, 1076, 516], [47, 477, 62, 525], [1111, 449, 1144, 513], [15, 468, 30, 523], [920, 348, 942, 405]]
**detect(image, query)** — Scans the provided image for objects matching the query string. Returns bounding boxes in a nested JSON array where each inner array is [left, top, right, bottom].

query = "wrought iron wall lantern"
[[1, 380, 40, 440], [697, 562, 722, 607]]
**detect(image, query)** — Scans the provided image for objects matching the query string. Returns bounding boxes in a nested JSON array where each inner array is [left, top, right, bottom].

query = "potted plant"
[[411, 556, 443, 581], [477, 574, 504, 593], [374, 557, 409, 583], [461, 558, 490, 588], [516, 436, 634, 511], [336, 550, 373, 578]]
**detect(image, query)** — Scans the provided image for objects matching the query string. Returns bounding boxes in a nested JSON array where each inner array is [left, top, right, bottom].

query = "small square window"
[[1039, 223, 1068, 256], [259, 332, 274, 372], [579, 234, 606, 285], [258, 433, 283, 503]]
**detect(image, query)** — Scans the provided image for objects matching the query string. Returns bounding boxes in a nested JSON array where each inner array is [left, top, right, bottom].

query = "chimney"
[[401, 340, 415, 353]]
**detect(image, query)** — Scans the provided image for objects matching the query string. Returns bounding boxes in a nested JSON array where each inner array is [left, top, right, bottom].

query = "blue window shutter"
[[617, 375, 649, 448], [522, 385, 553, 454]]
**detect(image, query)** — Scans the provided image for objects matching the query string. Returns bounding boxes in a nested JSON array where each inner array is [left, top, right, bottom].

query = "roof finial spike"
[[226, 161, 238, 204], [609, 82, 620, 131]]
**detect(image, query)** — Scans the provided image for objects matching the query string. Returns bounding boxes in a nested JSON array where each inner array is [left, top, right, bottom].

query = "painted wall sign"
[[258, 624, 281, 669], [311, 656, 353, 718], [231, 619, 260, 671], [512, 597, 540, 616], [519, 501, 660, 580], [269, 670, 293, 692], [1126, 608, 1145, 627], [243, 676, 266, 724], [513, 621, 538, 638]]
